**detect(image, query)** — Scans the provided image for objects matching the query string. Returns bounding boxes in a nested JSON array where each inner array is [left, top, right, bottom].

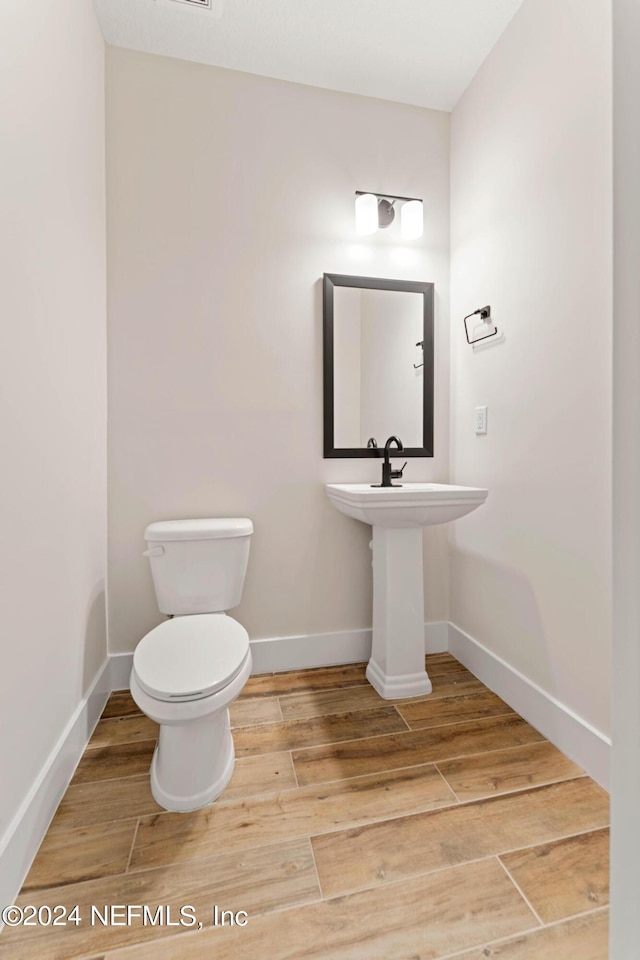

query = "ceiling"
[[94, 0, 525, 111]]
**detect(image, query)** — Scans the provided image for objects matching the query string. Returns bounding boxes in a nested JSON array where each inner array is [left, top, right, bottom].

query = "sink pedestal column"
[[367, 525, 432, 699]]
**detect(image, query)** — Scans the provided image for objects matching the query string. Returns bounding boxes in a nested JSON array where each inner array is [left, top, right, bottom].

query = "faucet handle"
[[391, 462, 407, 480]]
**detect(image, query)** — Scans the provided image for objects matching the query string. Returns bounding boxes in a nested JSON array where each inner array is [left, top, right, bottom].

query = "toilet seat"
[[133, 614, 250, 702]]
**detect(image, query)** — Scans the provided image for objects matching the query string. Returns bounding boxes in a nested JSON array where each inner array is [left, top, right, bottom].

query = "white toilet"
[[130, 517, 253, 812]]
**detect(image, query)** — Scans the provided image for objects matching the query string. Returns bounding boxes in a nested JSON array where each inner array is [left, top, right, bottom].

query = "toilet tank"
[[144, 518, 253, 615]]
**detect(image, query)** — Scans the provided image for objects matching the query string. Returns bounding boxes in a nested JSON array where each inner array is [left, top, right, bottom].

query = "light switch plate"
[[475, 406, 488, 435]]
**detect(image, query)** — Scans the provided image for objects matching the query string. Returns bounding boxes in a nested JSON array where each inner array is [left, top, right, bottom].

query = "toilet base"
[[150, 707, 236, 812], [130, 649, 252, 813]]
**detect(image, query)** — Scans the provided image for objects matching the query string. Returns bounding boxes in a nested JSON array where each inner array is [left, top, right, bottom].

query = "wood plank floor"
[[1, 653, 609, 960]]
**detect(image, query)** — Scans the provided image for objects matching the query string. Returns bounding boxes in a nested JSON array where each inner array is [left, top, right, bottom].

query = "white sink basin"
[[326, 482, 488, 528]]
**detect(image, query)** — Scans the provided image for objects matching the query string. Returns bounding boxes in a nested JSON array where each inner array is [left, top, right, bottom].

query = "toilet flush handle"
[[142, 546, 165, 558]]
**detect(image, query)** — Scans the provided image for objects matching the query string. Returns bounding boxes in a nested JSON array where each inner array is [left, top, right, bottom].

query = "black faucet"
[[372, 436, 407, 488]]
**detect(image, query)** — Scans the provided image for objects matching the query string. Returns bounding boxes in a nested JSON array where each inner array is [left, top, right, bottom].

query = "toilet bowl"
[[130, 518, 253, 812], [131, 613, 252, 811]]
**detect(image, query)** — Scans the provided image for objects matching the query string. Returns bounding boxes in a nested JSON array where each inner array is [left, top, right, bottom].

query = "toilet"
[[130, 518, 253, 812]]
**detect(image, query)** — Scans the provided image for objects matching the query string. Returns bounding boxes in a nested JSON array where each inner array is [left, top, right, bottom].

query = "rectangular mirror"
[[323, 273, 434, 458]]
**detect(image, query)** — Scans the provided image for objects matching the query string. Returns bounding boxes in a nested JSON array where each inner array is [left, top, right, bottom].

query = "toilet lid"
[[133, 615, 250, 702]]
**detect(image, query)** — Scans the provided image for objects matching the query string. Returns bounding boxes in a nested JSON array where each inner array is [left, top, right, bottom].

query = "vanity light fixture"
[[354, 193, 379, 235], [401, 200, 424, 240], [354, 192, 423, 240]]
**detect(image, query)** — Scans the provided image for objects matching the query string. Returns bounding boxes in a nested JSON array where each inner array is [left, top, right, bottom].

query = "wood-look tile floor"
[[1, 654, 609, 960]]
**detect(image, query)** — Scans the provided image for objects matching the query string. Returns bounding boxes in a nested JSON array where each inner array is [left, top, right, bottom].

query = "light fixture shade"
[[401, 199, 423, 240], [355, 193, 378, 235]]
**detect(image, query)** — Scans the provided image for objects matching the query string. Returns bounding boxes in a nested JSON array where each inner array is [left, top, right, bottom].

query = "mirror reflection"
[[323, 274, 434, 459], [333, 287, 424, 448]]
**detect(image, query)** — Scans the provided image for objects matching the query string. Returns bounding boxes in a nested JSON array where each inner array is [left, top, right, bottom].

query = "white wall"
[[106, 48, 451, 655], [0, 0, 107, 875], [610, 0, 640, 952], [449, 0, 612, 735]]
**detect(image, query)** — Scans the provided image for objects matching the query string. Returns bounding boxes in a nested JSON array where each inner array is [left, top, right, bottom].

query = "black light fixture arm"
[[355, 190, 422, 204]]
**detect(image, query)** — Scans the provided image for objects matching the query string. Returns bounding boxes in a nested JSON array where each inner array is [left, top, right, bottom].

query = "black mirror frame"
[[323, 273, 435, 459]]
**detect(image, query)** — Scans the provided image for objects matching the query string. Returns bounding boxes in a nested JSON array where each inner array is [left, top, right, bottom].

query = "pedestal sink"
[[326, 483, 488, 699]]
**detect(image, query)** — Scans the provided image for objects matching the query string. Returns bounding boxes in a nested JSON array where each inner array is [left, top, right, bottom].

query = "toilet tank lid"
[[145, 518, 253, 541]]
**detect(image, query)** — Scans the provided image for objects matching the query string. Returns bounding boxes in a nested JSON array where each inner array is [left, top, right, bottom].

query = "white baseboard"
[[110, 620, 450, 687], [0, 659, 111, 912], [250, 627, 372, 674], [252, 620, 449, 673], [448, 622, 611, 790], [109, 650, 135, 691]]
